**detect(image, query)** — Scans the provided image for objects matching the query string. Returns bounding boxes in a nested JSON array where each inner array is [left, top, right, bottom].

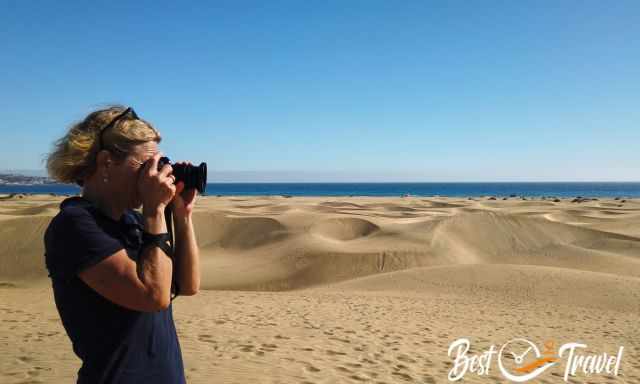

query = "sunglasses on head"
[[98, 107, 139, 151]]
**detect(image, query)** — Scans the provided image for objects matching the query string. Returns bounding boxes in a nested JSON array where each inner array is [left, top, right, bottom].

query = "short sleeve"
[[45, 207, 124, 280]]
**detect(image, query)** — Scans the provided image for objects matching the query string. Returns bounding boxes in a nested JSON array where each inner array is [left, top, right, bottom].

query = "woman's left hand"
[[171, 162, 198, 218]]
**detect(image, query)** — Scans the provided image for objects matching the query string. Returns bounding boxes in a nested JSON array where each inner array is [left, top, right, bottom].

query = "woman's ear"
[[95, 150, 111, 170], [95, 150, 114, 183]]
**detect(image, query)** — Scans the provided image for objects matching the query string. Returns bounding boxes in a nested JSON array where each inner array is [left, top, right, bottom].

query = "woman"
[[44, 106, 200, 383]]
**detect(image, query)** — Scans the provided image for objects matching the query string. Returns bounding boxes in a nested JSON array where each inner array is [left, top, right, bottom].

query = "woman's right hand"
[[139, 153, 177, 217]]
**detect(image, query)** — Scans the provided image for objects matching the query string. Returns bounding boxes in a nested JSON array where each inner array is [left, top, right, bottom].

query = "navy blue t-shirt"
[[44, 196, 186, 384]]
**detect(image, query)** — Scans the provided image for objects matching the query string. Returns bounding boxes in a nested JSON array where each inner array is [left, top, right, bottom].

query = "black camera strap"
[[141, 232, 173, 258]]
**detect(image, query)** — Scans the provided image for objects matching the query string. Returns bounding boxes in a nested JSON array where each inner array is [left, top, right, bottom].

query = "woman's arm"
[[79, 210, 174, 312], [173, 215, 200, 295], [171, 174, 200, 296]]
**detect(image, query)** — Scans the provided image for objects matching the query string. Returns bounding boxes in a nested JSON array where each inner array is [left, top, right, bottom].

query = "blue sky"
[[1, 1, 638, 181]]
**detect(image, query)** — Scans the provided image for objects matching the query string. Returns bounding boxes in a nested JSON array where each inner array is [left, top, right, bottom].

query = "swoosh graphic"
[[514, 357, 558, 373]]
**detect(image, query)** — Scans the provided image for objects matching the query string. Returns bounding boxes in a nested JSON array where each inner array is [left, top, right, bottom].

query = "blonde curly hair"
[[46, 106, 161, 186]]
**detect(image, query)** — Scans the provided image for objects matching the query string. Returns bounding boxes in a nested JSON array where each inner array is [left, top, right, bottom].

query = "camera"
[[158, 157, 207, 193]]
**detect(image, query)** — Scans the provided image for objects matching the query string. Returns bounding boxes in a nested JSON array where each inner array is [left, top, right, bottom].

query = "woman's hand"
[[171, 162, 198, 218], [138, 153, 177, 217]]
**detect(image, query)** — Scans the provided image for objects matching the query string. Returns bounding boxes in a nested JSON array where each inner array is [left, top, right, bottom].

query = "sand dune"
[[0, 215, 52, 282], [192, 213, 289, 249], [1, 194, 640, 383], [310, 217, 380, 241]]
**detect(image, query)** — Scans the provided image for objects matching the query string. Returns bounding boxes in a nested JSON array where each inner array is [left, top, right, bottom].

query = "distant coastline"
[[0, 173, 56, 186]]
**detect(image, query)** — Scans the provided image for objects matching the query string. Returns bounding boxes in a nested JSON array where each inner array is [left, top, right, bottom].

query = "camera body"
[[158, 157, 207, 193]]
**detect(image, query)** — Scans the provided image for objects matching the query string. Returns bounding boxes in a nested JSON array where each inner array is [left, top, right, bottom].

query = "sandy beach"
[[1, 194, 639, 383]]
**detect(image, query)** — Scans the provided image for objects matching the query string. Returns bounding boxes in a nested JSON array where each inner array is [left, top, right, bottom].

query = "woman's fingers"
[[144, 153, 162, 176], [159, 163, 173, 178]]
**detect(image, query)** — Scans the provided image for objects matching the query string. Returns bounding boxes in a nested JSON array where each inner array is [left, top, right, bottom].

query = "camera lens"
[[158, 157, 207, 194]]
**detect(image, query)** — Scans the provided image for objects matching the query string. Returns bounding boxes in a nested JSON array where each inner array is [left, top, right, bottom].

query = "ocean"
[[1, 182, 640, 198]]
